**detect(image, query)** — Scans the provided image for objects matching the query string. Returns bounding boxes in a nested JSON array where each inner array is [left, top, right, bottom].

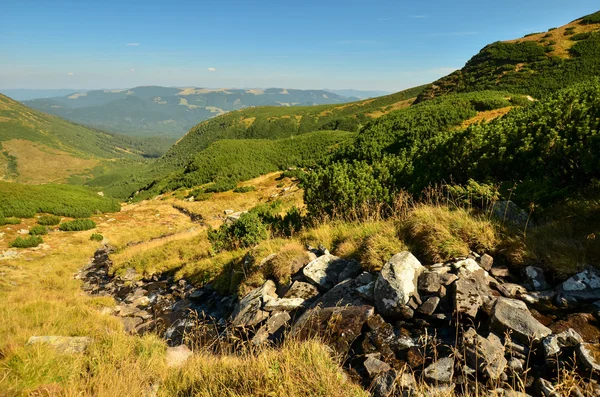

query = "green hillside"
[[158, 85, 426, 171], [416, 11, 600, 102], [23, 86, 365, 138], [139, 130, 355, 198], [0, 94, 172, 185]]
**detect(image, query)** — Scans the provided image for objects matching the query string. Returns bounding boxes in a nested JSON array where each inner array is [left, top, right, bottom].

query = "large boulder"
[[374, 252, 424, 318], [490, 298, 552, 344], [302, 254, 361, 290], [451, 270, 494, 318], [464, 328, 507, 380], [230, 280, 277, 327]]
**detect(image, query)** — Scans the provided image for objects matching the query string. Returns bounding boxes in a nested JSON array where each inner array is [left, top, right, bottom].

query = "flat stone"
[[283, 281, 319, 300], [490, 266, 511, 278], [494, 282, 528, 299], [374, 252, 424, 318], [464, 328, 507, 380], [417, 296, 440, 316], [166, 344, 192, 367], [27, 336, 92, 354], [292, 305, 374, 356], [490, 298, 552, 344], [263, 297, 305, 312], [452, 271, 494, 318], [423, 357, 454, 384], [364, 356, 391, 378], [579, 343, 600, 372], [557, 268, 600, 307]]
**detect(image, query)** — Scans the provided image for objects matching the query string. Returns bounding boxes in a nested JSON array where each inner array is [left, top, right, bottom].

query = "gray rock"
[[283, 281, 319, 300], [417, 296, 440, 316], [480, 254, 494, 271], [302, 254, 361, 290], [374, 252, 424, 318], [166, 344, 192, 367], [453, 258, 489, 278], [557, 267, 600, 307], [230, 280, 277, 327], [263, 297, 305, 312], [423, 357, 454, 384], [464, 328, 507, 380], [372, 369, 397, 397], [363, 356, 391, 378], [356, 281, 375, 302], [523, 266, 550, 291], [490, 297, 552, 344], [252, 311, 291, 345], [536, 378, 559, 397], [577, 343, 600, 372], [543, 328, 583, 357], [451, 270, 494, 318], [490, 266, 511, 278], [494, 282, 528, 299], [27, 336, 92, 354], [492, 200, 530, 226]]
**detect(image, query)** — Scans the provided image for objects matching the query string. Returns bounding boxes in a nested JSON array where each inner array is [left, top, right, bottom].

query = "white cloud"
[[130, 68, 135, 72], [377, 17, 393, 21], [126, 43, 141, 46], [208, 67, 217, 72], [67, 72, 74, 76]]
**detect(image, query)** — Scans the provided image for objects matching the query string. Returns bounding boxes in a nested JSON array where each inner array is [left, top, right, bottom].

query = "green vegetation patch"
[[38, 215, 61, 226], [10, 235, 43, 248], [90, 233, 104, 241], [208, 212, 268, 252], [0, 182, 120, 218], [59, 219, 97, 232], [582, 11, 600, 25], [233, 186, 256, 193], [29, 225, 48, 236]]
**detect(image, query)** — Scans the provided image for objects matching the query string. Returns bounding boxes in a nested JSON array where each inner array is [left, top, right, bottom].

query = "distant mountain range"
[[325, 89, 392, 99], [17, 86, 373, 138]]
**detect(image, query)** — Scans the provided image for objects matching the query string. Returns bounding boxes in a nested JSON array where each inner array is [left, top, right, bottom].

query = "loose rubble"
[[78, 245, 600, 396]]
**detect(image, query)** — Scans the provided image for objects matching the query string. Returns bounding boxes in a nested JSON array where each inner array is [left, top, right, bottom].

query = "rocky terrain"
[[79, 243, 600, 396]]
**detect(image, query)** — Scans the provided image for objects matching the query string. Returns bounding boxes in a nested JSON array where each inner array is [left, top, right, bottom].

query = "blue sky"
[[1, 0, 598, 91]]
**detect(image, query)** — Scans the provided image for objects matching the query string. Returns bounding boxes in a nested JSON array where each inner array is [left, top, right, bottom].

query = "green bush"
[[208, 212, 268, 252], [59, 219, 97, 232], [29, 225, 48, 236], [204, 179, 237, 193], [10, 235, 43, 248], [90, 233, 104, 242], [38, 215, 61, 226], [0, 217, 21, 226], [233, 186, 256, 193], [581, 11, 600, 24]]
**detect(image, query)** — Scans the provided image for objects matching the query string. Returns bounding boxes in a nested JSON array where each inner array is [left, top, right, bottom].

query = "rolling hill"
[[0, 94, 162, 184], [416, 10, 600, 102], [22, 86, 361, 138]]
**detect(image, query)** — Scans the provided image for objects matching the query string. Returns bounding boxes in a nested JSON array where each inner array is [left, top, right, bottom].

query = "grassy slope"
[[0, 94, 169, 185], [416, 11, 600, 102], [140, 130, 356, 198]]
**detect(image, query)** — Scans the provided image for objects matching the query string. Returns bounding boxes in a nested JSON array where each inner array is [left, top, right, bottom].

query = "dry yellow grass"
[[459, 106, 513, 129], [1, 139, 98, 184], [365, 98, 415, 118]]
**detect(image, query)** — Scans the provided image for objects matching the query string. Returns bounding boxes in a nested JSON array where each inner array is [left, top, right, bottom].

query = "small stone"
[[363, 356, 391, 378], [303, 254, 360, 290], [536, 378, 558, 397], [252, 311, 291, 345], [284, 281, 319, 300], [491, 266, 511, 278], [543, 328, 583, 357], [417, 296, 440, 316], [480, 254, 494, 271], [230, 280, 277, 327], [356, 281, 375, 302], [166, 345, 192, 367], [374, 252, 424, 318], [423, 357, 454, 384], [372, 370, 397, 397], [464, 328, 507, 380], [523, 266, 550, 291]]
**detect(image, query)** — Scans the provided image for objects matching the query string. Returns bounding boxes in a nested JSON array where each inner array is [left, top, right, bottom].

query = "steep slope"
[[0, 94, 158, 184], [23, 86, 362, 138], [416, 10, 600, 102]]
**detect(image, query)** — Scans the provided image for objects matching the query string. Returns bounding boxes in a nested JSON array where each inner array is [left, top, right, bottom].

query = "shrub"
[[204, 179, 237, 193], [10, 235, 43, 248], [208, 212, 268, 252], [29, 225, 48, 235], [59, 219, 96, 231], [233, 186, 256, 193], [0, 217, 21, 226], [581, 11, 600, 25], [90, 233, 104, 242], [38, 215, 61, 225]]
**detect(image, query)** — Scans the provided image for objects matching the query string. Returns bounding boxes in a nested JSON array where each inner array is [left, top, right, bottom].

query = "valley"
[[1, 7, 600, 397]]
